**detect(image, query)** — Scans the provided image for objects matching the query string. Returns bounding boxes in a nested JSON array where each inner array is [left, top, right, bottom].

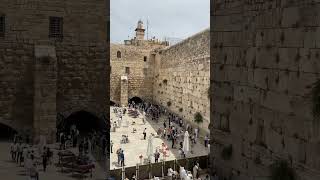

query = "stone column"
[[120, 76, 128, 106], [33, 45, 57, 144]]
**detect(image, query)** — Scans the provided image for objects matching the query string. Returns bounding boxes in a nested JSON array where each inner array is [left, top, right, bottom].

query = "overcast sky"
[[110, 0, 210, 43]]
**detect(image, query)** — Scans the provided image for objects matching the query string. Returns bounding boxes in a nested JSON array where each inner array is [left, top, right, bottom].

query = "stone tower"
[[135, 20, 145, 40]]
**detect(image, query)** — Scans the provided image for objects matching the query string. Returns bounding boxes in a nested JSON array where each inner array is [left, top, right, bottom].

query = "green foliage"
[[167, 101, 171, 107], [194, 112, 203, 124], [221, 145, 233, 160], [270, 160, 296, 180], [312, 79, 320, 120]]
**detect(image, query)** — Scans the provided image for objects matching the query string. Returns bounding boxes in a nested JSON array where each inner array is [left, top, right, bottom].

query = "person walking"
[[195, 128, 199, 139], [110, 140, 113, 153], [116, 148, 121, 166], [16, 142, 21, 163], [18, 143, 24, 166], [120, 150, 125, 166], [29, 154, 39, 180], [171, 135, 175, 149], [46, 147, 52, 165], [42, 147, 48, 172], [154, 150, 160, 163], [143, 128, 147, 140], [204, 135, 209, 147], [193, 163, 199, 179]]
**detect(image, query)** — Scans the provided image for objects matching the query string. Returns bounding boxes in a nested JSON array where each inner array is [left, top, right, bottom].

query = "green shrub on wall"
[[194, 112, 203, 124], [270, 160, 296, 180]]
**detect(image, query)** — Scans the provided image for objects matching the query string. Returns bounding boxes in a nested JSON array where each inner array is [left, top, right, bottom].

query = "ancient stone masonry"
[[110, 20, 168, 105], [153, 29, 210, 132], [110, 21, 210, 132], [0, 0, 108, 143], [211, 0, 320, 179]]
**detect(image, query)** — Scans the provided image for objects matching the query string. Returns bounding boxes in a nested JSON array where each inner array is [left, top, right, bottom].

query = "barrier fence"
[[110, 155, 209, 180]]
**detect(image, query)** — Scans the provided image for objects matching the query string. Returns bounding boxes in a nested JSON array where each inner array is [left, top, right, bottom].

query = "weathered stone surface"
[[110, 25, 210, 132], [0, 0, 109, 145], [211, 0, 320, 179]]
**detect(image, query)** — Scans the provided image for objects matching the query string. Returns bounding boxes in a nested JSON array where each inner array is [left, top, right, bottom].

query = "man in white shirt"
[[193, 163, 199, 179]]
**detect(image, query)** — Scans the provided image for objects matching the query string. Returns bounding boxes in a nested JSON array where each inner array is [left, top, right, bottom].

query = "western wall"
[[210, 0, 320, 179], [152, 29, 210, 131], [110, 22, 210, 131]]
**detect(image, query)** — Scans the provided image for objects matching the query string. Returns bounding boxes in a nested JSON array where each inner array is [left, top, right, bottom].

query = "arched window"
[[117, 51, 121, 58]]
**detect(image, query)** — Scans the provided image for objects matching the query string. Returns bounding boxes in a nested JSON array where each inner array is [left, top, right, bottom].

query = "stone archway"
[[110, 100, 116, 106], [60, 110, 107, 135], [0, 122, 17, 140], [129, 96, 143, 105]]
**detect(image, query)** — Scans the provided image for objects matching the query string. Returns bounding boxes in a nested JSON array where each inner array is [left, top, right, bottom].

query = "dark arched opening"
[[129, 96, 143, 105], [0, 123, 17, 141], [110, 100, 116, 106], [61, 111, 107, 135]]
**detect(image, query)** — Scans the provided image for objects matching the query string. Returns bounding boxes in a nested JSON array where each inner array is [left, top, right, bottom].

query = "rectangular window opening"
[[49, 16, 63, 40], [0, 15, 5, 38], [125, 67, 130, 74]]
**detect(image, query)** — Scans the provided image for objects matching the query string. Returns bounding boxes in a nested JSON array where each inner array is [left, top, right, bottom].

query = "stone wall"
[[211, 0, 320, 179], [152, 29, 210, 131], [110, 42, 164, 105], [0, 0, 108, 142]]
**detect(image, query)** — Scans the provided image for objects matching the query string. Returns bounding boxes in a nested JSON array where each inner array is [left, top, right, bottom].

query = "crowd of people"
[[110, 100, 211, 179], [9, 134, 53, 180]]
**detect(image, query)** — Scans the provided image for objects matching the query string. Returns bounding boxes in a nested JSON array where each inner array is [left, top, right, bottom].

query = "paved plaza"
[[110, 107, 209, 170], [0, 141, 107, 180]]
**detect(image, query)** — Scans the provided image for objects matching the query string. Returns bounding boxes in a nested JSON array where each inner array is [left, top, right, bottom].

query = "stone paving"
[[0, 141, 107, 180], [110, 107, 209, 170]]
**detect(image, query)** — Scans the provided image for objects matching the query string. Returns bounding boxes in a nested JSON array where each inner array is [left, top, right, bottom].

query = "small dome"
[[137, 20, 144, 29]]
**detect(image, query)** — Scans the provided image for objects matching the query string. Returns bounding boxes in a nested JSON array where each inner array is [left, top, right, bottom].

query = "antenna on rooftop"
[[147, 18, 149, 40]]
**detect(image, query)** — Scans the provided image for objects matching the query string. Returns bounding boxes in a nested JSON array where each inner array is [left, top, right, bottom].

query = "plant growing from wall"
[[194, 112, 203, 124], [163, 79, 168, 85], [270, 160, 296, 180], [312, 79, 320, 120], [221, 145, 233, 160], [167, 101, 171, 107]]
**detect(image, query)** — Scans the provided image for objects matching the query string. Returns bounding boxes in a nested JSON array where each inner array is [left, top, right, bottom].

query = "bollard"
[[122, 166, 125, 180], [162, 161, 164, 178], [136, 164, 139, 180]]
